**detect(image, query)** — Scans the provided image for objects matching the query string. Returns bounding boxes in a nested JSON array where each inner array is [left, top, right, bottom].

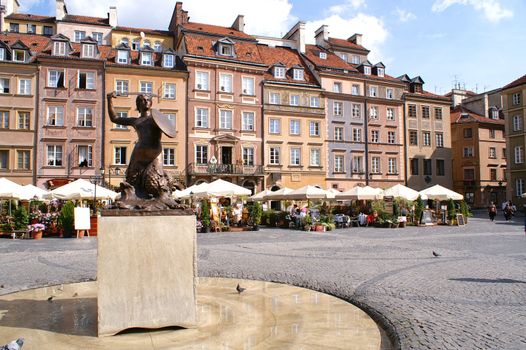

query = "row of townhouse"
[[0, 0, 453, 195]]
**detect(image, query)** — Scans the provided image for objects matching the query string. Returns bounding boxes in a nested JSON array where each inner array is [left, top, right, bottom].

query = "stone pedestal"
[[97, 211, 197, 337]]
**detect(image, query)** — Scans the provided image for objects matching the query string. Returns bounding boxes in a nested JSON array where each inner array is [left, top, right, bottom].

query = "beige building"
[[502, 74, 526, 208], [111, 26, 174, 52], [399, 75, 452, 190]]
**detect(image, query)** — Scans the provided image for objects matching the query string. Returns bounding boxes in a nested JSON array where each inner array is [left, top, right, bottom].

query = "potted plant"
[[59, 201, 75, 238], [13, 205, 29, 231], [201, 200, 210, 233], [302, 214, 312, 231], [447, 199, 456, 225], [414, 196, 425, 225], [28, 223, 45, 240], [460, 200, 471, 223], [251, 202, 263, 230]]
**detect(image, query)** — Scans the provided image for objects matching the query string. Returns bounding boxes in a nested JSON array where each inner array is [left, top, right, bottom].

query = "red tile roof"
[[60, 14, 110, 26], [0, 32, 50, 61], [257, 45, 318, 86], [5, 13, 55, 23], [450, 106, 505, 125], [328, 37, 368, 52], [502, 73, 526, 90], [406, 90, 450, 101], [114, 26, 172, 37], [304, 44, 357, 72], [182, 22, 254, 40]]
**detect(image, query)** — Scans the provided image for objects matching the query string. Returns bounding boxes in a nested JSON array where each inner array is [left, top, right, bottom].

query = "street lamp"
[[100, 167, 105, 188]]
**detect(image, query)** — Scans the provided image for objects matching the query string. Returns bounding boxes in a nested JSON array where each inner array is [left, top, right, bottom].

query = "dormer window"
[[121, 38, 129, 46], [219, 44, 233, 56], [132, 39, 140, 51], [163, 54, 174, 68], [364, 66, 371, 75], [117, 50, 129, 64], [141, 51, 153, 66], [351, 55, 360, 64], [490, 109, 499, 119], [292, 68, 304, 81], [82, 44, 96, 58], [274, 66, 286, 79], [13, 50, 26, 62], [0, 48, 5, 61], [143, 40, 151, 49], [53, 41, 66, 56], [154, 41, 162, 52], [319, 52, 327, 59], [377, 68, 384, 77]]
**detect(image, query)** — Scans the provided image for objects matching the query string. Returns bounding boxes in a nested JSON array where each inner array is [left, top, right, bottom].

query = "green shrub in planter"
[[59, 201, 75, 237], [251, 202, 263, 226], [13, 206, 29, 230], [414, 196, 425, 224], [201, 200, 210, 229], [447, 199, 456, 222]]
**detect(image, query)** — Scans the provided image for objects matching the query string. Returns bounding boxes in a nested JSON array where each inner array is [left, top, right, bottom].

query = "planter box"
[[315, 225, 326, 232]]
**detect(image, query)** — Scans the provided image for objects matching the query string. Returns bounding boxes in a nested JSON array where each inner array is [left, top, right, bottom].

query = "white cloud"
[[431, 0, 513, 23], [329, 0, 366, 15], [394, 7, 416, 22]]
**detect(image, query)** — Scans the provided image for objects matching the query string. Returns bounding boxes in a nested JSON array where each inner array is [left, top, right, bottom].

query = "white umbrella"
[[191, 179, 251, 198], [46, 179, 118, 200], [172, 182, 209, 199], [336, 186, 384, 200], [383, 184, 427, 201], [249, 189, 273, 201], [264, 187, 294, 201], [326, 188, 341, 196], [419, 184, 463, 201], [19, 184, 50, 201], [0, 177, 25, 199], [285, 185, 336, 200]]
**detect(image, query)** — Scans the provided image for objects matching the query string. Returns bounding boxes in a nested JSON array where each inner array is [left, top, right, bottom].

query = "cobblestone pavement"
[[1, 212, 525, 349]]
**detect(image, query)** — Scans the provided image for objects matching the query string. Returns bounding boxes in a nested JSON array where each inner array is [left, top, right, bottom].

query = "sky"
[[21, 0, 525, 95]]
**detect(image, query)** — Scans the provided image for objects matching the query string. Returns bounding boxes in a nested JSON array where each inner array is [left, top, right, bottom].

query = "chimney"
[[348, 33, 363, 46], [108, 6, 117, 28], [169, 2, 189, 32], [283, 21, 306, 53], [0, 5, 5, 32], [231, 15, 244, 32], [56, 0, 67, 21], [1, 0, 18, 16], [314, 25, 329, 48]]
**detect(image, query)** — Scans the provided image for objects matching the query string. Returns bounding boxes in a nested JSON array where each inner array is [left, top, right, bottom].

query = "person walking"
[[488, 202, 497, 222]]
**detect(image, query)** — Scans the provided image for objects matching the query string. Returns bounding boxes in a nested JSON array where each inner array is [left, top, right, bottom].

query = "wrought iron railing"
[[188, 163, 264, 176]]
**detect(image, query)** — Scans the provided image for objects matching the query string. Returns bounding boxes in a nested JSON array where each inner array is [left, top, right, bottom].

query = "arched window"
[[154, 41, 162, 52], [120, 37, 129, 46], [143, 40, 151, 48]]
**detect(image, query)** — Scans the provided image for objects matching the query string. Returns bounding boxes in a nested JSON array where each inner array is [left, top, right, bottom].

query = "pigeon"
[[47, 296, 54, 302], [432, 251, 441, 257], [0, 338, 24, 350], [236, 284, 246, 294]]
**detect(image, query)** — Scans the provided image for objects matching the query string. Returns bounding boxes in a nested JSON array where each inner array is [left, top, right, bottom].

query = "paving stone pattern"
[[1, 212, 525, 349]]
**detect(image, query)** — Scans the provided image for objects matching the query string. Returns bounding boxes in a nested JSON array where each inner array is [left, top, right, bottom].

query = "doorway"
[[221, 146, 232, 165]]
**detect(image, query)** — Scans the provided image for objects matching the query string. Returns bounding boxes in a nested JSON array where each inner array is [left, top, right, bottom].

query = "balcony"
[[188, 163, 264, 176]]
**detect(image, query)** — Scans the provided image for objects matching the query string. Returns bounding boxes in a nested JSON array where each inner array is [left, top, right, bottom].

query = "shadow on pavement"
[[449, 278, 526, 284]]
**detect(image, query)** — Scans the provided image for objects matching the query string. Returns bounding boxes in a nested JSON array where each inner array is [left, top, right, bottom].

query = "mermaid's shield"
[[152, 109, 177, 138]]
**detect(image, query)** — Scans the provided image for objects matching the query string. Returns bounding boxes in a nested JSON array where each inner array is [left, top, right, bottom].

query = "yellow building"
[[4, 13, 55, 36], [111, 27, 174, 51]]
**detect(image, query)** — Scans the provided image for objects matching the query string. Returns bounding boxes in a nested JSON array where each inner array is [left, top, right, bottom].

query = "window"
[[195, 145, 208, 164], [27, 24, 36, 33], [436, 160, 445, 176], [114, 147, 127, 165], [422, 106, 430, 118], [219, 74, 233, 93], [289, 120, 300, 135], [289, 94, 300, 106], [512, 115, 522, 131], [9, 23, 19, 33], [464, 128, 473, 138], [423, 159, 432, 176], [78, 71, 95, 89], [491, 109, 499, 119], [436, 133, 444, 148], [388, 158, 397, 174], [163, 54, 174, 68], [47, 145, 63, 166], [371, 130, 379, 143], [386, 108, 395, 121], [0, 78, 9, 93], [463, 147, 474, 158], [116, 80, 129, 96], [503, 148, 507, 159], [514, 146, 524, 164], [409, 130, 418, 145], [47, 106, 64, 126], [435, 107, 443, 120], [48, 70, 64, 88], [242, 112, 255, 131], [43, 26, 53, 36], [371, 157, 380, 173], [293, 69, 304, 81], [369, 106, 378, 119], [274, 66, 285, 79], [269, 92, 280, 104], [352, 156, 363, 173], [489, 147, 496, 159], [319, 52, 327, 59], [351, 103, 360, 117], [377, 68, 384, 77], [334, 101, 343, 116], [242, 77, 255, 95], [489, 129, 496, 139], [219, 110, 233, 129], [74, 31, 86, 42], [512, 93, 521, 106], [0, 150, 8, 170], [364, 66, 371, 75], [0, 111, 8, 129], [53, 41, 66, 56], [269, 118, 280, 134], [464, 168, 475, 180], [143, 40, 151, 48], [117, 50, 128, 64], [78, 145, 93, 167], [410, 158, 419, 175], [160, 148, 175, 166], [77, 107, 93, 127], [141, 52, 153, 66], [337, 53, 347, 61], [196, 71, 209, 90], [82, 44, 95, 58], [386, 88, 394, 99], [195, 108, 209, 128], [17, 150, 30, 170], [154, 41, 162, 52], [388, 131, 396, 144], [310, 148, 321, 166], [219, 43, 233, 56], [163, 83, 176, 99], [18, 79, 31, 95], [17, 112, 29, 130], [290, 148, 301, 165], [310, 96, 320, 108], [132, 39, 140, 51], [334, 155, 344, 173], [333, 82, 342, 93], [490, 168, 497, 181], [353, 128, 362, 142], [423, 132, 431, 146], [516, 179, 525, 197], [335, 127, 343, 141], [351, 55, 360, 64], [408, 104, 417, 118], [114, 112, 128, 129], [0, 48, 4, 60], [13, 50, 25, 62], [269, 147, 280, 165], [140, 81, 153, 93], [351, 84, 360, 95], [243, 147, 254, 166], [369, 86, 377, 97], [309, 121, 320, 136], [92, 32, 103, 45]]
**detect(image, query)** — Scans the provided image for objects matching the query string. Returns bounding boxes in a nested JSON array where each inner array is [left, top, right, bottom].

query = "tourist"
[[488, 202, 497, 222], [503, 202, 513, 221]]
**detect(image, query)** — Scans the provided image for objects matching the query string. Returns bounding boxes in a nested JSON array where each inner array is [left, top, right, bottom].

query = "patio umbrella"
[[191, 179, 251, 198], [383, 184, 427, 201], [336, 186, 384, 200], [0, 178, 25, 199], [285, 185, 336, 201], [263, 187, 294, 201], [19, 184, 50, 201], [46, 179, 118, 200], [419, 184, 463, 201], [249, 189, 273, 201]]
